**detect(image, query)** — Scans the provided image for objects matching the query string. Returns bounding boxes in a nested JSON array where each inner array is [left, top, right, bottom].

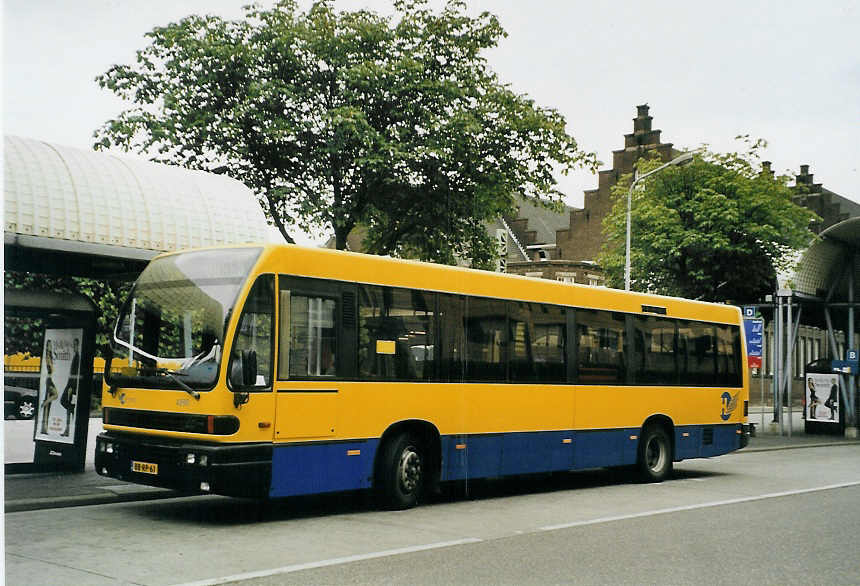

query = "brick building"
[[790, 164, 860, 234], [503, 104, 678, 284], [491, 198, 603, 285], [554, 104, 677, 265]]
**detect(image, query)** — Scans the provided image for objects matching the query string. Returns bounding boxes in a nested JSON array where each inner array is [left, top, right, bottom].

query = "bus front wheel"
[[378, 433, 425, 510], [637, 425, 672, 482]]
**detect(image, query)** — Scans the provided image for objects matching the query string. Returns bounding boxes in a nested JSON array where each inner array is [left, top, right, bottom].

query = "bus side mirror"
[[230, 350, 258, 389]]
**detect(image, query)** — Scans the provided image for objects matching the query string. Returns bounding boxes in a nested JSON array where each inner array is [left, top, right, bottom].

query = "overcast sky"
[[4, 0, 859, 244]]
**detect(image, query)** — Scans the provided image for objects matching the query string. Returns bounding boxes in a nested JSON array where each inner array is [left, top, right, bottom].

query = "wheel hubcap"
[[646, 437, 665, 472], [18, 402, 35, 418], [398, 447, 422, 494]]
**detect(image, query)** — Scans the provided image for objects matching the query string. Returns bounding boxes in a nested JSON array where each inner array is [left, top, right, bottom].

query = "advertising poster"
[[805, 373, 839, 423], [35, 328, 82, 444]]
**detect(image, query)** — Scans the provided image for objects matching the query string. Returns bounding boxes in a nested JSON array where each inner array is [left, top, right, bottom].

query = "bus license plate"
[[132, 461, 158, 475]]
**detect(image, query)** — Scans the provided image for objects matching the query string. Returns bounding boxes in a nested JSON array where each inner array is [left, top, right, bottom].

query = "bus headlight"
[[185, 453, 209, 466]]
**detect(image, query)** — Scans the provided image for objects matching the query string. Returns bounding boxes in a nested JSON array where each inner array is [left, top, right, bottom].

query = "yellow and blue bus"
[[96, 244, 749, 508]]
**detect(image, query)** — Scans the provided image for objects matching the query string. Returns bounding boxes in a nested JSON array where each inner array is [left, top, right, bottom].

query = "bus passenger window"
[[632, 316, 677, 385], [509, 302, 566, 383], [679, 322, 716, 386], [288, 296, 337, 377], [358, 286, 435, 380], [715, 325, 742, 387], [508, 302, 535, 382], [532, 304, 566, 382], [465, 298, 507, 381], [437, 294, 465, 382], [576, 309, 626, 384], [231, 275, 274, 387]]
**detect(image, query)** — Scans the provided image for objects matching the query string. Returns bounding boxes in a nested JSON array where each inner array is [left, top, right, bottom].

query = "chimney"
[[634, 104, 652, 134], [761, 161, 774, 177], [797, 165, 813, 185]]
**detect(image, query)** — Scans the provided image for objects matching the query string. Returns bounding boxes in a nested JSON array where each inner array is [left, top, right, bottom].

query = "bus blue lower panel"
[[572, 429, 640, 470], [675, 424, 741, 460], [675, 426, 702, 460], [700, 424, 741, 458], [441, 428, 643, 481], [269, 439, 379, 498], [441, 431, 576, 481], [269, 424, 742, 497]]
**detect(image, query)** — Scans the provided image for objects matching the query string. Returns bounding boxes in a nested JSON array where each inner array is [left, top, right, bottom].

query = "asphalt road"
[[247, 487, 860, 586], [6, 444, 860, 586]]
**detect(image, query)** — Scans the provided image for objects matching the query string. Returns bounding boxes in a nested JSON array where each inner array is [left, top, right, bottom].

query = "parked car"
[[4, 386, 37, 420]]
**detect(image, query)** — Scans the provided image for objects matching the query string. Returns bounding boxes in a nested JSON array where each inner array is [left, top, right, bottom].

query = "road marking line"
[[174, 481, 860, 585], [539, 480, 860, 532], [173, 538, 483, 586]]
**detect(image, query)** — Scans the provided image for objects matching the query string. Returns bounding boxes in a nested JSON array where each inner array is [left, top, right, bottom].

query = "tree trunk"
[[334, 227, 348, 250], [263, 192, 295, 244]]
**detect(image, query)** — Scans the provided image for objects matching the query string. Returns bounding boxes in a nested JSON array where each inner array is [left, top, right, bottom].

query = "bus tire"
[[378, 432, 425, 510], [637, 425, 672, 483]]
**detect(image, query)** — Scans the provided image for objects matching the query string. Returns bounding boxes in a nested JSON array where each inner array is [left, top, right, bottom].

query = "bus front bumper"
[[94, 432, 272, 498]]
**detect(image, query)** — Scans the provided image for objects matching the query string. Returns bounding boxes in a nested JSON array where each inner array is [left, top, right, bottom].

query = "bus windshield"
[[107, 248, 262, 391]]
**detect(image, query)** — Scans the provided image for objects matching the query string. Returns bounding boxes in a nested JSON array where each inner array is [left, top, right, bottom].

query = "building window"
[[556, 272, 576, 284]]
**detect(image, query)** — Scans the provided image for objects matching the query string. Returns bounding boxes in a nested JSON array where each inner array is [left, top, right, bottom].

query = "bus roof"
[[157, 243, 742, 325]]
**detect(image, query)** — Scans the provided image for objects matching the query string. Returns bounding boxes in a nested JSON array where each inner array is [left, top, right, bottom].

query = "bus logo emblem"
[[720, 391, 739, 421]]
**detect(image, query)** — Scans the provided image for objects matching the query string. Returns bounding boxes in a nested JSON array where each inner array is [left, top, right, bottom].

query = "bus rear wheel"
[[637, 425, 672, 482], [378, 433, 425, 510]]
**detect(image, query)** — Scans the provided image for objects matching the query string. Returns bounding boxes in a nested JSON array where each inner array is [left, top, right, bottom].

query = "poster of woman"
[[35, 328, 82, 444], [805, 373, 839, 424]]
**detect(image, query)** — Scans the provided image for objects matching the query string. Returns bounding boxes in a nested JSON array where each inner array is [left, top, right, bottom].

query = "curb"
[[742, 440, 860, 453], [5, 488, 180, 513]]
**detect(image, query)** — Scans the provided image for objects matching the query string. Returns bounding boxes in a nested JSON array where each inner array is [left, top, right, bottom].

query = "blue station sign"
[[743, 318, 763, 368]]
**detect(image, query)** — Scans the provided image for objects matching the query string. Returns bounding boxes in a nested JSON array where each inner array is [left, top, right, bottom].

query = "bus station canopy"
[[788, 217, 859, 302], [4, 135, 277, 278]]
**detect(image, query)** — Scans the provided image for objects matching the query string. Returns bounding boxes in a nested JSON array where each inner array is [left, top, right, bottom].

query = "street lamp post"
[[624, 151, 695, 291]]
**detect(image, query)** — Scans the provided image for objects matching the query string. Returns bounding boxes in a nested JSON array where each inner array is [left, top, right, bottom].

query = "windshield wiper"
[[154, 368, 200, 400]]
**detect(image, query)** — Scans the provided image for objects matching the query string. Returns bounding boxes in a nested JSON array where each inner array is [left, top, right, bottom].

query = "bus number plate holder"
[[132, 461, 158, 475]]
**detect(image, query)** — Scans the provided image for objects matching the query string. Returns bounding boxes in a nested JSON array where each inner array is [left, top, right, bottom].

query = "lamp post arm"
[[634, 151, 694, 186]]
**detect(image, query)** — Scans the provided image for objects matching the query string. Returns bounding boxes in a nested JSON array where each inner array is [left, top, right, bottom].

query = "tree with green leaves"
[[94, 0, 596, 267], [598, 138, 817, 303]]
